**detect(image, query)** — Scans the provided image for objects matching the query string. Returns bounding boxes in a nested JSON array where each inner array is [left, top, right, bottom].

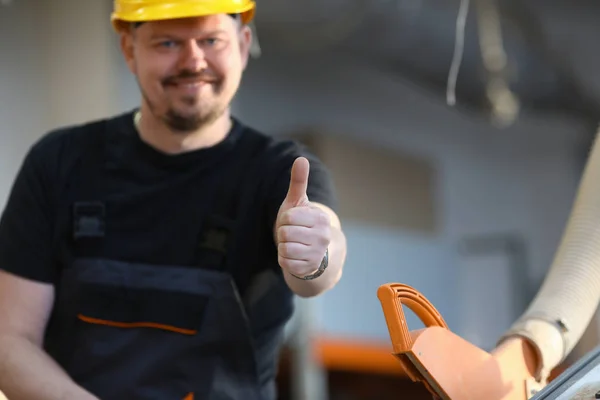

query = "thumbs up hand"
[[275, 157, 331, 279]]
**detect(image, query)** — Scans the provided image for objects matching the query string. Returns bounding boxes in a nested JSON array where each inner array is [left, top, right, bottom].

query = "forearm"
[[0, 335, 98, 400], [284, 225, 347, 297]]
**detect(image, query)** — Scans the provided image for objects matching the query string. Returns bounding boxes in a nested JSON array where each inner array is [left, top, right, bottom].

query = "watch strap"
[[290, 248, 329, 281]]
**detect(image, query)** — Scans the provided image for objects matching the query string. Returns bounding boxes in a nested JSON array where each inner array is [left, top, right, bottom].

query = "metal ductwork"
[[253, 0, 600, 124]]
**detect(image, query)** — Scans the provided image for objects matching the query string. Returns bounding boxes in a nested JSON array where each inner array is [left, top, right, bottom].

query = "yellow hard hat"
[[111, 0, 256, 32]]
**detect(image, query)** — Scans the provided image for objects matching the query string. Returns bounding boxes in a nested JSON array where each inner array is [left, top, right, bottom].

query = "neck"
[[135, 106, 233, 155]]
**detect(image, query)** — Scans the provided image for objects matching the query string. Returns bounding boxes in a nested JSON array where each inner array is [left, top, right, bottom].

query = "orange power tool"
[[377, 283, 543, 400]]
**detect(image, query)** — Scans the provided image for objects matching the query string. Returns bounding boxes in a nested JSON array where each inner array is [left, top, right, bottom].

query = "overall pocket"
[[76, 282, 207, 336], [61, 258, 237, 400]]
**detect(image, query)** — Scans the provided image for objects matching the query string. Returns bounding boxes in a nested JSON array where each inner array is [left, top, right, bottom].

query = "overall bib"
[[43, 119, 293, 400]]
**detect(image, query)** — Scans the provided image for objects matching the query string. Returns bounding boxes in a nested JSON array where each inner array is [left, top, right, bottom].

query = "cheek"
[[136, 68, 159, 94], [216, 54, 243, 87], [136, 51, 174, 82], [138, 64, 171, 94]]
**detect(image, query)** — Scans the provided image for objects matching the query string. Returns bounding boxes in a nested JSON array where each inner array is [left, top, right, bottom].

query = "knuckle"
[[278, 255, 287, 268], [287, 210, 300, 225], [289, 226, 300, 242], [319, 211, 331, 226], [278, 242, 288, 256], [279, 211, 291, 225], [318, 226, 331, 244], [278, 226, 289, 242]]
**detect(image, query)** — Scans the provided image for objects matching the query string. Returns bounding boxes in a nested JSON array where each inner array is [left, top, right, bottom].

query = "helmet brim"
[[111, 2, 255, 32]]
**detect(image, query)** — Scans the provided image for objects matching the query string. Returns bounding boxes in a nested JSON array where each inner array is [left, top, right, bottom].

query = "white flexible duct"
[[499, 125, 600, 382]]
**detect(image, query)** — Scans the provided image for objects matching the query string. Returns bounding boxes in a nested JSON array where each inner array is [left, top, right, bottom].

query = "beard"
[[162, 94, 227, 133], [139, 69, 229, 133]]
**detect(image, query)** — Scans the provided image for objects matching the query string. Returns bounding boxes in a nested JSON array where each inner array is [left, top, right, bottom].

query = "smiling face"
[[120, 14, 252, 133]]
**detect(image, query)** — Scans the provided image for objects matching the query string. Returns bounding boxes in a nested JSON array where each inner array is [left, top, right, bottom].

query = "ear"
[[119, 30, 137, 75], [239, 25, 252, 70]]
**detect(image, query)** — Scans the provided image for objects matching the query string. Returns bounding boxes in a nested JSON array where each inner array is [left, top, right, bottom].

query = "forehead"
[[141, 14, 237, 37]]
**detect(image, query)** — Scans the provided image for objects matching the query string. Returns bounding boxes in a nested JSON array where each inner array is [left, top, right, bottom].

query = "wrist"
[[290, 248, 329, 280]]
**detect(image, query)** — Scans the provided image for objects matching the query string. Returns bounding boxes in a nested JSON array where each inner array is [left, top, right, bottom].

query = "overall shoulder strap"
[[66, 120, 109, 241], [49, 119, 109, 273]]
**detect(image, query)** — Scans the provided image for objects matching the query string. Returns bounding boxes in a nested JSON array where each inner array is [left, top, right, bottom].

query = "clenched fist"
[[275, 157, 331, 278]]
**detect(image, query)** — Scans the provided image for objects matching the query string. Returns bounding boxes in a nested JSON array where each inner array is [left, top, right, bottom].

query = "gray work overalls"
[[42, 118, 294, 400]]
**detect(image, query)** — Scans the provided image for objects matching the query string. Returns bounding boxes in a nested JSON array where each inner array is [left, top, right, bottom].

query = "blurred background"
[[2, 0, 600, 399]]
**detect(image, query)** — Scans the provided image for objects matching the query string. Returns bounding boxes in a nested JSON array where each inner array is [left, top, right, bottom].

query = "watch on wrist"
[[290, 248, 329, 281]]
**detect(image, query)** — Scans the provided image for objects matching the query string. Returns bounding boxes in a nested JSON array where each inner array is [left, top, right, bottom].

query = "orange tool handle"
[[377, 283, 449, 354]]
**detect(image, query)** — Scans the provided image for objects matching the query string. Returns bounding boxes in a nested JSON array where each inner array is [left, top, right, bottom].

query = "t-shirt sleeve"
[[0, 141, 58, 284], [265, 140, 339, 233]]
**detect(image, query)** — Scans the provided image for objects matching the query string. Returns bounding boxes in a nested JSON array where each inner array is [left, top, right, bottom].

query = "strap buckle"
[[73, 202, 106, 240]]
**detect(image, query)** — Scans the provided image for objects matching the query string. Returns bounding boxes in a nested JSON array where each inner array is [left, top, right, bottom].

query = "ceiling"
[[252, 0, 600, 126]]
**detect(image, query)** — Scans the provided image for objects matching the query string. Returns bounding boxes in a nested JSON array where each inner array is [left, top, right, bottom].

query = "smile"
[[170, 80, 208, 87], [178, 82, 205, 88], [167, 81, 211, 95]]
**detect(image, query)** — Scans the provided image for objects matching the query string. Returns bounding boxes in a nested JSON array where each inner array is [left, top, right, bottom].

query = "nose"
[[179, 40, 207, 71]]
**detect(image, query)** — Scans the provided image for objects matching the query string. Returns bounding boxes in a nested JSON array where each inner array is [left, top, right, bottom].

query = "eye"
[[199, 38, 219, 47], [158, 40, 179, 49]]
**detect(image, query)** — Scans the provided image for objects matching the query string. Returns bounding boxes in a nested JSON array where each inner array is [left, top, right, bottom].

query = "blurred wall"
[[0, 0, 120, 206], [0, 0, 593, 351], [0, 1, 47, 204]]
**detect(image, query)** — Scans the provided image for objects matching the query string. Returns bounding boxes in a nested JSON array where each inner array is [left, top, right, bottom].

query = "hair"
[[131, 13, 240, 29]]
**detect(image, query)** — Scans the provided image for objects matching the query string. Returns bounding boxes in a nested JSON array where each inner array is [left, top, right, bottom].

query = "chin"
[[164, 107, 223, 132]]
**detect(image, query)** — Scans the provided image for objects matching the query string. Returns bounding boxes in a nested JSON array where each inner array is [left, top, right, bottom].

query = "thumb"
[[285, 157, 310, 206]]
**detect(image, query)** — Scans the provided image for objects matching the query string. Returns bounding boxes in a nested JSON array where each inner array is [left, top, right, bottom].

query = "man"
[[0, 1, 347, 399]]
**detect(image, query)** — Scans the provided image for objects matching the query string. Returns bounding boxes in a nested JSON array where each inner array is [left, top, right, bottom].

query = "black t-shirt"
[[0, 109, 337, 382]]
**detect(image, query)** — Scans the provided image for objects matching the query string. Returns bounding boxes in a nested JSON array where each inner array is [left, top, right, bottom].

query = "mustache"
[[162, 70, 220, 85]]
